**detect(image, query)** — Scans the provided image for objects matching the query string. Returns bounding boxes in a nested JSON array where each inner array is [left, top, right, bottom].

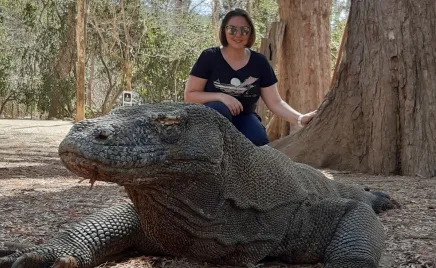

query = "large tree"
[[272, 0, 436, 178]]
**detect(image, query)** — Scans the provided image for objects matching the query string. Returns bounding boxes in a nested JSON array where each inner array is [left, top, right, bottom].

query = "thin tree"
[[75, 0, 86, 121], [211, 0, 220, 44], [273, 0, 436, 178]]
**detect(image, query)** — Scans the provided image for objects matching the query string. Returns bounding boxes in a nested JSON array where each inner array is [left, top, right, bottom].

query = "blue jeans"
[[205, 101, 269, 146]]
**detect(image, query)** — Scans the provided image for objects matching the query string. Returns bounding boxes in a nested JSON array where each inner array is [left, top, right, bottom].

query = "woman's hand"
[[299, 110, 317, 127], [219, 93, 243, 116]]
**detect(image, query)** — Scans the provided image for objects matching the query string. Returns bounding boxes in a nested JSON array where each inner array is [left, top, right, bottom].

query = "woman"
[[184, 8, 317, 146]]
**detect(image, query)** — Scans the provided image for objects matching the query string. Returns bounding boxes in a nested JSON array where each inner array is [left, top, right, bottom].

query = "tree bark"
[[272, 0, 332, 139], [259, 21, 286, 72], [173, 0, 183, 12], [87, 48, 95, 109], [120, 0, 132, 93], [272, 0, 436, 178], [75, 0, 86, 122], [0, 93, 15, 116], [246, 0, 254, 15], [257, 21, 286, 135], [211, 0, 220, 44]]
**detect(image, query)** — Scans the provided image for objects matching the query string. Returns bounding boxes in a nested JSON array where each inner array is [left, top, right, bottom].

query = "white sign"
[[122, 91, 133, 106]]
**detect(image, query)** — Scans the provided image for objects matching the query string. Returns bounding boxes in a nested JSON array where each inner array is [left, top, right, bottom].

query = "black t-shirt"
[[190, 47, 278, 113]]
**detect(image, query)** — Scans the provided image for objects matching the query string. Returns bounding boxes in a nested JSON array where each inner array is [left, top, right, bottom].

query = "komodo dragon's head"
[[59, 103, 249, 186]]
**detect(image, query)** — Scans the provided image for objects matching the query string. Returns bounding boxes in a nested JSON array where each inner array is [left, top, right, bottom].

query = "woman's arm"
[[184, 75, 243, 116], [260, 83, 317, 127], [184, 75, 220, 103]]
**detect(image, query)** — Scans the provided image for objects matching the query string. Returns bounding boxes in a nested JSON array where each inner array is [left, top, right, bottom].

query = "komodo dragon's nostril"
[[94, 129, 110, 139]]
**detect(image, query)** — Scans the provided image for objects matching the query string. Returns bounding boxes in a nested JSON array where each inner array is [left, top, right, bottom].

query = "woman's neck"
[[221, 46, 248, 61]]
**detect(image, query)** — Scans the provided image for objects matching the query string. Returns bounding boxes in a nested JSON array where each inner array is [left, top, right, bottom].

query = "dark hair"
[[219, 9, 256, 48]]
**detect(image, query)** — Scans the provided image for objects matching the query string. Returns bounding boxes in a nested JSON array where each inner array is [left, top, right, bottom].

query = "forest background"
[[0, 0, 349, 120]]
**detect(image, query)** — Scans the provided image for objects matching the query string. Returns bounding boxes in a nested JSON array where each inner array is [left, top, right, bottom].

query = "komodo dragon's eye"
[[155, 116, 180, 126], [152, 114, 184, 144]]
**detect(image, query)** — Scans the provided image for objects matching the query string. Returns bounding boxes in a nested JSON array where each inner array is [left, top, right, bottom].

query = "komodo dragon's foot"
[[0, 203, 147, 268], [0, 252, 78, 268], [368, 191, 401, 213]]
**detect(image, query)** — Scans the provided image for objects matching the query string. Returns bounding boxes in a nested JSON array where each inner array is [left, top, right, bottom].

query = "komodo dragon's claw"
[[52, 256, 79, 268]]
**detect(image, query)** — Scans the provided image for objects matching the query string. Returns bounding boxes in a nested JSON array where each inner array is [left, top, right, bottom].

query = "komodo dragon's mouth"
[[59, 149, 218, 188], [59, 151, 169, 186]]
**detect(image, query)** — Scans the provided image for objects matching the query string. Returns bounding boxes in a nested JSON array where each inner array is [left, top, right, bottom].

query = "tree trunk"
[[272, 0, 436, 178], [120, 0, 132, 92], [246, 0, 254, 15], [87, 48, 95, 109], [99, 53, 116, 115], [173, 0, 183, 11], [257, 21, 286, 129], [271, 0, 332, 139], [211, 0, 220, 44], [0, 94, 14, 116], [75, 0, 86, 122]]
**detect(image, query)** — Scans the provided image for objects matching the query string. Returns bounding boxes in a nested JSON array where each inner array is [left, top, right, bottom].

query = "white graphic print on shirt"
[[213, 76, 259, 96]]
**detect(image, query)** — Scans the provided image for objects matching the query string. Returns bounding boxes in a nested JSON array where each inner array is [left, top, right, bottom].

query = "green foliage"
[[0, 53, 12, 96], [0, 0, 76, 117], [250, 0, 279, 49], [134, 11, 216, 103], [23, 2, 37, 27], [37, 73, 75, 117]]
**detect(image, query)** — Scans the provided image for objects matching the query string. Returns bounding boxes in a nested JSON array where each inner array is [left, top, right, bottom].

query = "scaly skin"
[[0, 103, 398, 268]]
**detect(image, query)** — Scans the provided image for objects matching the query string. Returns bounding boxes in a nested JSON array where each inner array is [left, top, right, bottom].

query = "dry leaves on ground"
[[0, 119, 435, 268]]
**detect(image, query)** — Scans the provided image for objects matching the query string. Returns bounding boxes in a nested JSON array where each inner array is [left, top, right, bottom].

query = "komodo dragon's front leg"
[[0, 203, 163, 268], [323, 200, 385, 268]]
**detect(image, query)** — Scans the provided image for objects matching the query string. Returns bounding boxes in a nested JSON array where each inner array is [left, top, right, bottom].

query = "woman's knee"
[[204, 101, 232, 120], [247, 131, 269, 146], [234, 114, 269, 146]]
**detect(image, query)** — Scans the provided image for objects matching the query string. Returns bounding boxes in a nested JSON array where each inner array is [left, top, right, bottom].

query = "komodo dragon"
[[0, 103, 398, 268]]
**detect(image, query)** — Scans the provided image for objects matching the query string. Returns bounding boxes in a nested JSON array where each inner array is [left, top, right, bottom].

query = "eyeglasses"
[[225, 25, 251, 36]]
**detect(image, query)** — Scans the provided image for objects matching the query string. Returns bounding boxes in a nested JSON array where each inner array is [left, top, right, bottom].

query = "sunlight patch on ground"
[[0, 178, 116, 197], [0, 161, 47, 168], [321, 170, 334, 180]]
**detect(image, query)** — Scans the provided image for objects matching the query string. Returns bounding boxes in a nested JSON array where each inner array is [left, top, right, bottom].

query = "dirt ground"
[[0, 119, 435, 268]]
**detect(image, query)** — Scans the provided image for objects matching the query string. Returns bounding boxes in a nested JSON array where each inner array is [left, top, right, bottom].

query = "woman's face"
[[224, 16, 251, 49]]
